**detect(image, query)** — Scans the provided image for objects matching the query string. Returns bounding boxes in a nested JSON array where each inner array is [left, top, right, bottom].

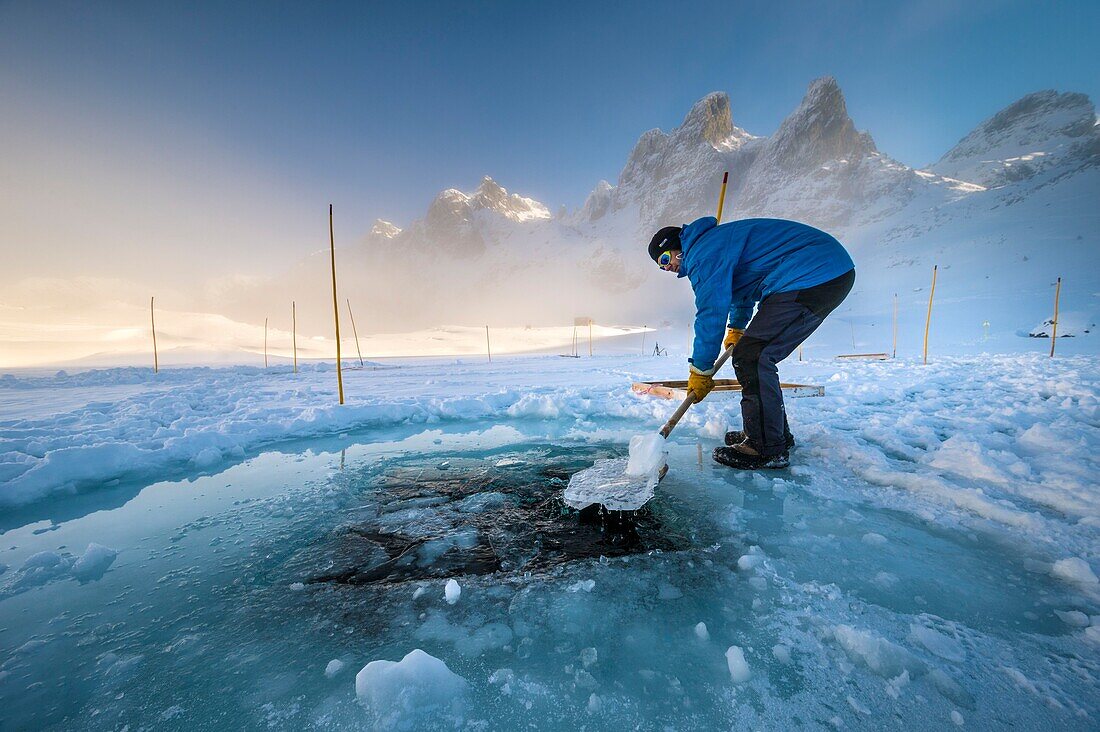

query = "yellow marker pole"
[[346, 298, 364, 366], [292, 301, 298, 374], [329, 204, 344, 404], [150, 296, 158, 374], [892, 293, 898, 359], [923, 265, 938, 365], [1050, 277, 1062, 358], [716, 171, 729, 223], [485, 325, 492, 363], [264, 317, 269, 368]]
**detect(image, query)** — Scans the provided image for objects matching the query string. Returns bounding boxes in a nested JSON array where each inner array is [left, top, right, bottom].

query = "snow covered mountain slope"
[[928, 91, 1100, 189]]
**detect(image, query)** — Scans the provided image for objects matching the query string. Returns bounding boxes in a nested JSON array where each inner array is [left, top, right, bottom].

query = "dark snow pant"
[[732, 269, 855, 455]]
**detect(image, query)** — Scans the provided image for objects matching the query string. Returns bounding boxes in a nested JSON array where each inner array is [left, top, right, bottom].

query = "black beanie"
[[648, 226, 683, 262]]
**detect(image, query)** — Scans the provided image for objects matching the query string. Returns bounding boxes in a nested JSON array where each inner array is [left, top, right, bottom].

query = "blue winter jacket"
[[679, 217, 854, 371]]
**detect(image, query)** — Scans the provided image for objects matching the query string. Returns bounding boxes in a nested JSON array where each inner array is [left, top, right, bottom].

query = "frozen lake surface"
[[1, 429, 1097, 729], [1, 354, 1098, 729]]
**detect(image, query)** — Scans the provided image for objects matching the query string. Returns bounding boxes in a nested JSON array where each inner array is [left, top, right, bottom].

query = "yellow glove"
[[687, 366, 715, 402], [723, 327, 745, 351]]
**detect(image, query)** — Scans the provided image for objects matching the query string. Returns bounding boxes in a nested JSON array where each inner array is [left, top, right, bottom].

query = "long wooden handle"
[[658, 345, 735, 438]]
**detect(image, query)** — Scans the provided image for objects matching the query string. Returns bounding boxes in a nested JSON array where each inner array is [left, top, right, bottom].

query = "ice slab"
[[563, 457, 658, 511], [625, 434, 667, 477]]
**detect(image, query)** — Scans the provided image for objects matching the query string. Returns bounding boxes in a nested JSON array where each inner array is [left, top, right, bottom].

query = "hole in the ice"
[[294, 445, 692, 586]]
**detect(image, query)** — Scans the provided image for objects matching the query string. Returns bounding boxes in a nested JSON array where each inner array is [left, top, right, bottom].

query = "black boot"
[[724, 430, 795, 449], [713, 444, 790, 470]]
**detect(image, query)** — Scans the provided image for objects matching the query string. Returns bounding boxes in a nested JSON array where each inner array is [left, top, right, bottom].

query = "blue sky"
[[1, 0, 1097, 278]]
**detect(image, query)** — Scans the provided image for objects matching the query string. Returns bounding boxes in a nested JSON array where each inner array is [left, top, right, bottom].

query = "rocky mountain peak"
[[766, 76, 875, 169], [472, 176, 551, 222], [369, 219, 402, 239], [578, 180, 615, 222], [472, 176, 508, 209], [677, 92, 735, 148]]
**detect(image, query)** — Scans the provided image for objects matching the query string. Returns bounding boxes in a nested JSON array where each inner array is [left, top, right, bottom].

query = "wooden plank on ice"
[[835, 353, 890, 360], [631, 379, 824, 400]]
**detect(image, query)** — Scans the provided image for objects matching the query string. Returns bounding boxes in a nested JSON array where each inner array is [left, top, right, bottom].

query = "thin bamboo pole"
[[588, 321, 593, 357], [150, 296, 158, 374], [922, 265, 938, 365], [799, 344, 803, 362], [292, 301, 298, 374], [716, 171, 729, 223], [892, 293, 898, 359], [264, 317, 269, 368], [329, 204, 344, 404], [1050, 277, 1062, 358], [346, 298, 364, 366], [485, 325, 492, 363], [641, 326, 647, 356]]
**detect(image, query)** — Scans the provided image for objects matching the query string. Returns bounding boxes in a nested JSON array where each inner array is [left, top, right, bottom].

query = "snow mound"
[[355, 649, 468, 728]]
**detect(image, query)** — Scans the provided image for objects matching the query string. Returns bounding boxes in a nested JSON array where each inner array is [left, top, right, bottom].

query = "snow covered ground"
[[0, 352, 1098, 729]]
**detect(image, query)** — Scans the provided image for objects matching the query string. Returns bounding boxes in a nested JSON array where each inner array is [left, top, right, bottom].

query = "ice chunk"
[[951, 710, 964, 726], [355, 649, 468, 726], [1051, 557, 1098, 586], [725, 645, 751, 683], [694, 622, 710, 641], [563, 458, 656, 511], [772, 645, 791, 664], [444, 579, 461, 605], [580, 647, 597, 668], [909, 624, 966, 662], [70, 543, 118, 582], [1054, 609, 1090, 627], [832, 625, 923, 678], [861, 532, 887, 546], [325, 659, 346, 678], [625, 434, 667, 477], [737, 553, 764, 571], [567, 579, 595, 593]]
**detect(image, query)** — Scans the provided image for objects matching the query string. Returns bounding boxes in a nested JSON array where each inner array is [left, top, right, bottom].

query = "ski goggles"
[[657, 250, 677, 269]]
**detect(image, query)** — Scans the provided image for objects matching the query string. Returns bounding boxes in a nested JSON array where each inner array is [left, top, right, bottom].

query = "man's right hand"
[[723, 327, 745, 351]]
